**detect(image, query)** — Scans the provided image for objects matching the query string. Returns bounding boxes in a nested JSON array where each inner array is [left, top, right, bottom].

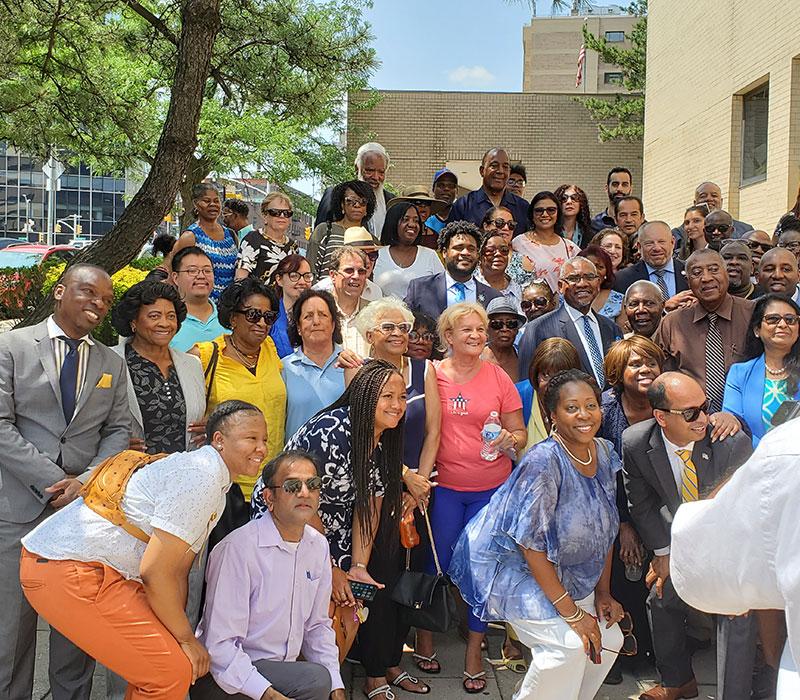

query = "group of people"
[[3, 138, 800, 700]]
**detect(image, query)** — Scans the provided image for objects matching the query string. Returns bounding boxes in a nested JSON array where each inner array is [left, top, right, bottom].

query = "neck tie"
[[653, 269, 669, 301], [581, 314, 605, 386], [704, 312, 726, 413], [59, 337, 82, 423], [453, 282, 467, 303], [676, 449, 699, 502]]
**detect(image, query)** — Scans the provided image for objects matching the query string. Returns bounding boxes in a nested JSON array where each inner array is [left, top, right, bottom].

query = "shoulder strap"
[[204, 341, 219, 404]]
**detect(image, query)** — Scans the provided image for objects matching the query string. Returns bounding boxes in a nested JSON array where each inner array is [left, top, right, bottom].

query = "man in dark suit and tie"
[[404, 220, 502, 319], [614, 221, 690, 299], [623, 373, 752, 700], [0, 264, 130, 700], [517, 256, 622, 383]]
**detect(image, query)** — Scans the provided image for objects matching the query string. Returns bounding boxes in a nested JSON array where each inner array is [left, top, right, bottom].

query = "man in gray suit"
[[0, 264, 130, 700], [622, 373, 752, 700]]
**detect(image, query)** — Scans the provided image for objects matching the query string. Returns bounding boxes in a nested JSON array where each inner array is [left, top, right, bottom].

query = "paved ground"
[[33, 620, 717, 700]]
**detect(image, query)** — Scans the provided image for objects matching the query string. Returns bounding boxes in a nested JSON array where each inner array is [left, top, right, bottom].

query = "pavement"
[[33, 619, 718, 700]]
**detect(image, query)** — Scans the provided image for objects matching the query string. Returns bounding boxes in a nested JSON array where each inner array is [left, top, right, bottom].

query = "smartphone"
[[588, 640, 601, 665], [349, 580, 378, 602]]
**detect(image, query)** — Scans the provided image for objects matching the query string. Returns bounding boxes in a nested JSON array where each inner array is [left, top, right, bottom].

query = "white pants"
[[509, 594, 623, 700], [777, 641, 800, 699]]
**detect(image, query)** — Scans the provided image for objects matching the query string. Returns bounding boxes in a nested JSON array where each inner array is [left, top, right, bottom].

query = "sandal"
[[363, 685, 395, 700], [488, 651, 528, 674], [462, 671, 487, 694], [389, 671, 430, 694], [412, 652, 441, 675]]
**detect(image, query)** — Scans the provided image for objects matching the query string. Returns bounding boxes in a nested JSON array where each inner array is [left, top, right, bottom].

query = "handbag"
[[391, 507, 457, 633], [328, 600, 360, 663]]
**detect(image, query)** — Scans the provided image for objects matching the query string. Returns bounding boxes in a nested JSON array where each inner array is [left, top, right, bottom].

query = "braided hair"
[[319, 359, 404, 539]]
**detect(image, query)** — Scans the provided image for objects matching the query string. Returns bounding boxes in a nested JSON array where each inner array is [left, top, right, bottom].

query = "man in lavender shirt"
[[193, 450, 345, 700]]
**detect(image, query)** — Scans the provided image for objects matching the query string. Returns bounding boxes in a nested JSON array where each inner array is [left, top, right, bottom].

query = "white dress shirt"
[[445, 272, 477, 307], [563, 304, 604, 385]]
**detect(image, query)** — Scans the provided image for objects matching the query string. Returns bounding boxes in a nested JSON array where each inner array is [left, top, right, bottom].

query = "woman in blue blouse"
[[449, 369, 625, 699], [579, 244, 625, 322], [723, 293, 800, 447]]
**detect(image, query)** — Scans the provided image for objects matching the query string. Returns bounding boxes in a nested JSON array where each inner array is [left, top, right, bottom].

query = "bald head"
[[623, 280, 664, 337], [704, 209, 734, 250], [694, 182, 723, 210], [648, 371, 704, 410], [758, 247, 799, 295], [649, 371, 710, 445]]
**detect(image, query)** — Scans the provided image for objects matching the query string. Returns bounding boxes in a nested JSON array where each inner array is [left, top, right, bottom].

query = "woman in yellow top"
[[190, 278, 286, 502]]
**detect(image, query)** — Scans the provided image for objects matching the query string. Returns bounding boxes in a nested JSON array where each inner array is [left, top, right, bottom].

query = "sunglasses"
[[484, 246, 510, 256], [704, 223, 731, 234], [763, 313, 800, 327], [533, 206, 558, 216], [778, 241, 800, 251], [236, 307, 279, 325], [364, 250, 380, 262], [269, 476, 323, 494], [373, 321, 412, 335], [409, 330, 435, 342], [344, 196, 367, 208], [488, 219, 516, 230], [336, 267, 368, 277], [744, 239, 774, 252], [656, 400, 709, 422], [267, 209, 293, 218], [521, 297, 550, 310], [489, 319, 521, 330], [286, 271, 314, 283], [561, 193, 581, 202], [600, 612, 637, 656]]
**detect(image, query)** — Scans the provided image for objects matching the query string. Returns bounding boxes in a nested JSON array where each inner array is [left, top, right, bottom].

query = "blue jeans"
[[428, 485, 496, 633]]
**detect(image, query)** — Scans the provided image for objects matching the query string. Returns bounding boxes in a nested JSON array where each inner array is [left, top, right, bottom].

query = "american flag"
[[575, 43, 586, 88]]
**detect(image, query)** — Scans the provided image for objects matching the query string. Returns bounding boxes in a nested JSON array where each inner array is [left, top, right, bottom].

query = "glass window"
[[604, 72, 623, 85], [741, 83, 769, 185], [605, 31, 625, 42]]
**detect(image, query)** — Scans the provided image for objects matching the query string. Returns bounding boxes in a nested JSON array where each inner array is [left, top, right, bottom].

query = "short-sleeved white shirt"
[[22, 445, 231, 582]]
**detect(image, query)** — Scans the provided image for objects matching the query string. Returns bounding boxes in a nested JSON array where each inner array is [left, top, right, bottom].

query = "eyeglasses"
[[336, 266, 368, 277], [533, 206, 558, 216], [372, 321, 412, 335], [561, 273, 600, 284], [744, 239, 774, 253], [489, 319, 521, 330], [655, 400, 709, 422], [269, 476, 323, 494], [343, 196, 367, 208], [266, 209, 293, 218], [364, 250, 380, 262], [561, 193, 581, 202], [601, 612, 637, 656], [488, 219, 516, 230], [286, 271, 314, 283], [409, 330, 435, 342], [236, 308, 279, 325], [484, 246, 510, 256], [704, 223, 731, 234], [778, 241, 800, 251], [763, 313, 800, 327], [176, 266, 213, 277], [521, 297, 551, 310]]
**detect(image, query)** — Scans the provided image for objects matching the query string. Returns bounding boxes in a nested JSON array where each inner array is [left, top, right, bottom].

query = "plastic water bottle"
[[480, 412, 502, 461]]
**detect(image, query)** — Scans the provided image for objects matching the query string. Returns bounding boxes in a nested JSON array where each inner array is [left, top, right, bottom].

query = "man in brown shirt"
[[655, 249, 754, 412]]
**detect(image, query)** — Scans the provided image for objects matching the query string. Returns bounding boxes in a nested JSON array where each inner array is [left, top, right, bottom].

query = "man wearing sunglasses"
[[741, 229, 775, 270], [314, 227, 383, 302], [196, 450, 345, 700], [623, 373, 752, 700], [703, 209, 735, 251]]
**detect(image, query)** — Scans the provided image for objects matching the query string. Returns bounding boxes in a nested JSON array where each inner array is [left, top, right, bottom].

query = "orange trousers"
[[20, 548, 192, 700]]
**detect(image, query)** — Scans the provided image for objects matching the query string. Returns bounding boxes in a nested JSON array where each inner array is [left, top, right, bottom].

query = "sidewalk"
[[33, 621, 718, 700]]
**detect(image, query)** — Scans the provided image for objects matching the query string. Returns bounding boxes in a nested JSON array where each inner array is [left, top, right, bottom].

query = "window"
[[604, 72, 623, 85], [605, 31, 625, 42], [741, 83, 769, 185]]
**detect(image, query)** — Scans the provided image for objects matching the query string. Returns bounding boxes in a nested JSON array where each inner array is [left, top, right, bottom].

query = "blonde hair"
[[355, 297, 414, 339], [437, 302, 489, 345], [603, 336, 665, 389], [260, 191, 293, 214]]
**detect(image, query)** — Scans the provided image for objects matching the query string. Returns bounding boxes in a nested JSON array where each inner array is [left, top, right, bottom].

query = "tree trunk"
[[178, 154, 213, 230], [21, 0, 222, 327]]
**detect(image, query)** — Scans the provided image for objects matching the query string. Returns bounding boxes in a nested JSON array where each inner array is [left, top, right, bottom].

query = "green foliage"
[[579, 0, 647, 142], [128, 256, 163, 271]]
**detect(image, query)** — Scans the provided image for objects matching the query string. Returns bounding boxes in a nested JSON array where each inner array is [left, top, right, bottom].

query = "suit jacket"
[[313, 185, 394, 228], [621, 418, 752, 552], [517, 304, 622, 383], [612, 259, 690, 295], [0, 320, 131, 523], [722, 353, 800, 448], [403, 272, 502, 320], [112, 341, 206, 450]]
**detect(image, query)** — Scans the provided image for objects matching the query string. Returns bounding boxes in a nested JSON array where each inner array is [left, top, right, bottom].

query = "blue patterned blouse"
[[598, 289, 624, 320], [448, 436, 620, 622], [187, 222, 238, 301]]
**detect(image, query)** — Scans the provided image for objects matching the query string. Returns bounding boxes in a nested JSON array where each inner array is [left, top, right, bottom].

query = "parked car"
[[0, 245, 78, 317], [0, 244, 78, 269], [0, 237, 27, 250]]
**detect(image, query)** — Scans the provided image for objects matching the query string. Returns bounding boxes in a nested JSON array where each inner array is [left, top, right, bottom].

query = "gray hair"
[[355, 296, 414, 339], [355, 142, 390, 173], [623, 279, 663, 304], [560, 255, 597, 277]]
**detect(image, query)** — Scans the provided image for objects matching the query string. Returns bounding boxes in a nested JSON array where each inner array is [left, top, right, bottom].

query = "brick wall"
[[643, 0, 800, 232], [347, 90, 643, 215]]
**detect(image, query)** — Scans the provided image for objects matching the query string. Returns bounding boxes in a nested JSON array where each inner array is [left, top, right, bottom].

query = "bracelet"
[[551, 591, 569, 606], [402, 465, 409, 477], [561, 606, 586, 624], [353, 562, 367, 570]]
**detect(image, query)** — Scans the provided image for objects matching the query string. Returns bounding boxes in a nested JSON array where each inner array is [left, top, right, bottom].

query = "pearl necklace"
[[553, 434, 593, 466], [766, 363, 787, 376]]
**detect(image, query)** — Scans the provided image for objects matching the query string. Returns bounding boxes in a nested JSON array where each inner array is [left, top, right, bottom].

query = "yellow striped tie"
[[676, 449, 699, 502]]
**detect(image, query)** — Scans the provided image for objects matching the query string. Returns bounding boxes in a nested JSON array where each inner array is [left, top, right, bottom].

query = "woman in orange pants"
[[20, 401, 267, 699]]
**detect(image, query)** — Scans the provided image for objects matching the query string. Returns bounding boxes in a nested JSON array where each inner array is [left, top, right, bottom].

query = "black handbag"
[[391, 507, 457, 633]]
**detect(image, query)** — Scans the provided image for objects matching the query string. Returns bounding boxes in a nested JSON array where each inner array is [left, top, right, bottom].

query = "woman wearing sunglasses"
[[723, 293, 800, 448], [406, 311, 441, 361], [479, 206, 528, 288], [481, 297, 526, 382], [520, 279, 556, 323], [449, 369, 629, 699], [235, 191, 299, 283], [475, 232, 523, 308], [190, 278, 286, 505], [554, 184, 592, 248], [251, 361, 412, 700], [511, 191, 580, 292], [267, 254, 314, 358]]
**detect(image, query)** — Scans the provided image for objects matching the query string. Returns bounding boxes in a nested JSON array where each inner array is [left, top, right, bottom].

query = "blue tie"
[[59, 337, 81, 422], [581, 315, 605, 386], [454, 282, 467, 303]]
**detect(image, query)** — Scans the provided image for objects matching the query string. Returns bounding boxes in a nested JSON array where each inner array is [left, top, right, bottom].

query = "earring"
[[551, 423, 558, 434], [131, 324, 136, 333], [215, 442, 222, 449]]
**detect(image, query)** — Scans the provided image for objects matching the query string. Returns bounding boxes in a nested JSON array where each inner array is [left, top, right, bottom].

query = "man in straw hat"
[[314, 226, 383, 302]]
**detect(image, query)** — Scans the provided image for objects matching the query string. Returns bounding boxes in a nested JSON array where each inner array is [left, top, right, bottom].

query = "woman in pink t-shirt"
[[414, 302, 526, 693]]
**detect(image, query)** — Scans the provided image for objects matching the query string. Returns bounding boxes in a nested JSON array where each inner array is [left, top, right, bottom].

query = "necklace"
[[230, 338, 260, 368], [766, 363, 787, 376], [553, 434, 593, 466]]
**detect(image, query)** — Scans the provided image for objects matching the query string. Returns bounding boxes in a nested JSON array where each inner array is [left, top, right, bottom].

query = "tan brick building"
[[347, 89, 643, 213], [642, 0, 800, 232]]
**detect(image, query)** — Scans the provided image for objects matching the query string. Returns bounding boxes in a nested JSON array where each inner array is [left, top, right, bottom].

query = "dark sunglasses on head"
[[763, 313, 800, 327], [269, 476, 323, 494], [489, 319, 521, 330], [704, 223, 731, 234], [488, 219, 516, 230], [521, 297, 550, 310], [744, 239, 774, 252], [266, 208, 293, 218], [237, 307, 279, 325], [656, 400, 709, 422], [409, 330, 436, 342]]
